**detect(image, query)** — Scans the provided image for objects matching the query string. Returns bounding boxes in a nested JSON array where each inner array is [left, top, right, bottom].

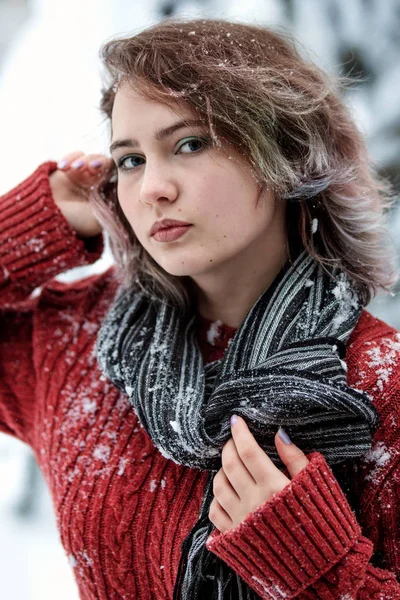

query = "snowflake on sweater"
[[251, 576, 288, 598], [361, 441, 392, 484], [364, 333, 400, 392]]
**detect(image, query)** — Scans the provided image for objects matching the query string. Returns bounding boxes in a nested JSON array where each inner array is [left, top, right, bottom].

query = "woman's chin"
[[160, 264, 199, 278], [158, 258, 212, 278]]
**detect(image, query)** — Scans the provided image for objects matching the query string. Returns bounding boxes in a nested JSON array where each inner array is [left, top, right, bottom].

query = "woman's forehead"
[[113, 82, 199, 119], [110, 84, 206, 143]]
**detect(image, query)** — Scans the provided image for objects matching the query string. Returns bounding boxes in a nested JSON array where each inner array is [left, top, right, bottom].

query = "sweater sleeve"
[[206, 451, 400, 599], [0, 160, 104, 307], [0, 161, 104, 444]]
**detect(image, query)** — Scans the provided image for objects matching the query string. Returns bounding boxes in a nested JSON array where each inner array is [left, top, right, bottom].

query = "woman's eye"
[[177, 137, 207, 154], [116, 137, 209, 172], [117, 155, 145, 171]]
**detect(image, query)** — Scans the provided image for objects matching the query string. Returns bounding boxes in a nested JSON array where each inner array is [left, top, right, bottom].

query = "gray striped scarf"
[[96, 250, 378, 599]]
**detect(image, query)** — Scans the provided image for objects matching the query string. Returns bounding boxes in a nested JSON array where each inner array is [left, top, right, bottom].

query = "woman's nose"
[[139, 163, 178, 206]]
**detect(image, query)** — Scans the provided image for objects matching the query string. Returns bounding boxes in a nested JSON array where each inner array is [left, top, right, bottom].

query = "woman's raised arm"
[[0, 153, 112, 444], [0, 153, 112, 307]]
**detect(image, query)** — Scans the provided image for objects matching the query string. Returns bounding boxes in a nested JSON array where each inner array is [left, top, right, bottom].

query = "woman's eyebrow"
[[109, 119, 205, 154]]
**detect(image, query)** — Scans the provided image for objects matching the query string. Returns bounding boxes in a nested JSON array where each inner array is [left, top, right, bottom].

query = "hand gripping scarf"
[[96, 250, 378, 599]]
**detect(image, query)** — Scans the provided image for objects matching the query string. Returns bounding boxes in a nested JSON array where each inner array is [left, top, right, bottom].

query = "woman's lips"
[[151, 225, 193, 242]]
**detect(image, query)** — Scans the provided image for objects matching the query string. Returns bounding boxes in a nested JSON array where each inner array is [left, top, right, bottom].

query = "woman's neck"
[[191, 245, 290, 329]]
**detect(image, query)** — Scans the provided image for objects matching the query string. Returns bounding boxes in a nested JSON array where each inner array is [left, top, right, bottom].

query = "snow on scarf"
[[96, 250, 378, 599]]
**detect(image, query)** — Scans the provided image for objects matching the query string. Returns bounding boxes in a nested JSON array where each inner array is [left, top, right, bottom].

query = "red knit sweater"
[[1, 162, 400, 599]]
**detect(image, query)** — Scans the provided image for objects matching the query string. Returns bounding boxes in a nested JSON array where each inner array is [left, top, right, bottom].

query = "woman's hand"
[[49, 151, 114, 238], [209, 416, 310, 533]]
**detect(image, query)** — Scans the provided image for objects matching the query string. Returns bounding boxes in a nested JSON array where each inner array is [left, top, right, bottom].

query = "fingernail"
[[57, 160, 68, 169], [89, 159, 104, 168], [71, 159, 84, 169], [230, 415, 238, 426], [278, 427, 292, 445]]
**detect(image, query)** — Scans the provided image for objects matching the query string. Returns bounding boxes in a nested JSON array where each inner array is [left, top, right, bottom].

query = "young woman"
[[1, 18, 399, 600]]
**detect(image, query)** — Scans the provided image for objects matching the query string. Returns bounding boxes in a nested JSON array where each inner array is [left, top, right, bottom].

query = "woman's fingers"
[[57, 152, 114, 173], [86, 155, 108, 173], [213, 467, 240, 514], [221, 438, 256, 498], [85, 154, 114, 175], [209, 497, 234, 533], [57, 152, 114, 189], [57, 151, 84, 170], [229, 416, 278, 485]]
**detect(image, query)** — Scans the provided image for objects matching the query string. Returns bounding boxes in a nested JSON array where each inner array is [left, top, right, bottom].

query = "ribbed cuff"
[[0, 161, 104, 288], [206, 452, 363, 599]]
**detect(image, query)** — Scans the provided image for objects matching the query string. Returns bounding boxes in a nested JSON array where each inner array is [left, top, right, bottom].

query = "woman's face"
[[110, 84, 287, 282]]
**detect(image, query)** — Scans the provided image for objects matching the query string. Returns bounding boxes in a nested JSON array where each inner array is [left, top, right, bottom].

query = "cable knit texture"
[[1, 162, 400, 599]]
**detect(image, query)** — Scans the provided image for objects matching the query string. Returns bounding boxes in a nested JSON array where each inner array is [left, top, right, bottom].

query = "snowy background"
[[0, 0, 399, 598]]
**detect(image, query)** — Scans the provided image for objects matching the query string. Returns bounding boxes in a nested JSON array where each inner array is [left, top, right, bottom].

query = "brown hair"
[[91, 18, 398, 312]]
